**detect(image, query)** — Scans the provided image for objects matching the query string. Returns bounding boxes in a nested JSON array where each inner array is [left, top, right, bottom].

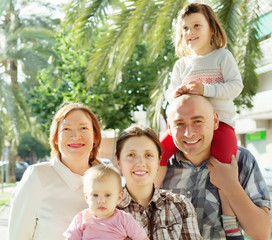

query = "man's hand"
[[207, 155, 239, 192], [208, 155, 271, 239]]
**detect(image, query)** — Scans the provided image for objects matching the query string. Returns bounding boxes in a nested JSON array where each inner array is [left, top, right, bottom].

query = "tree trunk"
[[7, 145, 16, 183]]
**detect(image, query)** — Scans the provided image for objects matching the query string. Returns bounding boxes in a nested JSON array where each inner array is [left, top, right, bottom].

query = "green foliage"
[[84, 0, 184, 86], [17, 132, 50, 159], [66, 0, 263, 128], [0, 0, 61, 181], [28, 32, 96, 133], [0, 0, 60, 144], [233, 0, 262, 110], [29, 32, 176, 134], [63, 0, 117, 46], [147, 37, 177, 132], [212, 0, 262, 109], [1, 0, 265, 149]]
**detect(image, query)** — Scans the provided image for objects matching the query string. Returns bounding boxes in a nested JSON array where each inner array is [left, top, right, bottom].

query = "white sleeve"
[[166, 60, 184, 103], [204, 50, 244, 100], [8, 165, 41, 240]]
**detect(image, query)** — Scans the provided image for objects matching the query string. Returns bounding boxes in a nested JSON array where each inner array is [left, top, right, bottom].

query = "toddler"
[[64, 164, 149, 240]]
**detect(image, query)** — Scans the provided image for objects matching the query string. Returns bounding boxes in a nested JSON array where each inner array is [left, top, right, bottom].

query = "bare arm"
[[208, 156, 271, 239]]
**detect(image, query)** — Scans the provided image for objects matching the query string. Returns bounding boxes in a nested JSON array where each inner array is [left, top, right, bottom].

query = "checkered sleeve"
[[237, 146, 271, 210], [175, 195, 203, 240]]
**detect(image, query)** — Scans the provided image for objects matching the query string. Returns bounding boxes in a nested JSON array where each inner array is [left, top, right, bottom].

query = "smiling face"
[[117, 136, 160, 189], [168, 95, 219, 166], [181, 13, 215, 56], [85, 175, 123, 219], [57, 109, 95, 166]]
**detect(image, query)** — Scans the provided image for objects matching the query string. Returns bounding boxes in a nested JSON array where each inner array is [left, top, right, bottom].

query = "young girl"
[[64, 164, 149, 240], [155, 3, 244, 239]]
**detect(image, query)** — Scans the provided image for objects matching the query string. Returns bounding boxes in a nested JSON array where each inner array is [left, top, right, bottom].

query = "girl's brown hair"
[[115, 125, 162, 161], [49, 102, 101, 165], [175, 3, 227, 57]]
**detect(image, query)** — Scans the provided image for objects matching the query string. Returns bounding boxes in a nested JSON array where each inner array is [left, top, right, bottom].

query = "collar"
[[50, 156, 84, 191], [175, 150, 209, 169], [119, 185, 165, 210]]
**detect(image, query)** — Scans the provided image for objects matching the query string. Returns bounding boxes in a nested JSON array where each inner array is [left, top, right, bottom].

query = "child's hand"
[[174, 85, 190, 98], [186, 81, 204, 95]]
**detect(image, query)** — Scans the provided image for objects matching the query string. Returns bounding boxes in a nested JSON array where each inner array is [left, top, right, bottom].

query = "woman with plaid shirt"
[[116, 125, 202, 240]]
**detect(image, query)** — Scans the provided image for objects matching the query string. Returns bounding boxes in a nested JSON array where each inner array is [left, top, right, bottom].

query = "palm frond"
[[85, 9, 132, 87], [8, 48, 50, 75], [212, 0, 242, 52], [1, 83, 21, 144], [63, 0, 86, 26], [21, 16, 61, 30], [147, 0, 186, 60], [0, 0, 9, 18], [234, 0, 262, 108], [7, 26, 56, 44], [75, 0, 115, 42], [147, 67, 171, 133], [87, 0, 160, 87], [9, 70, 31, 127], [84, 2, 135, 86], [63, 0, 116, 45]]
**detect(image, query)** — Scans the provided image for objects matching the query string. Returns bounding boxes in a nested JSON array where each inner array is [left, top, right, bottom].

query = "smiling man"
[[162, 94, 271, 240]]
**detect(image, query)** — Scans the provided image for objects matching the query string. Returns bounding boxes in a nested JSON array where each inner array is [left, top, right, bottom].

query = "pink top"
[[63, 208, 147, 240]]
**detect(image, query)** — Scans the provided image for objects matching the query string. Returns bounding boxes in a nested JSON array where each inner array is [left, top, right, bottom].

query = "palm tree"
[[65, 0, 262, 131], [0, 0, 58, 182]]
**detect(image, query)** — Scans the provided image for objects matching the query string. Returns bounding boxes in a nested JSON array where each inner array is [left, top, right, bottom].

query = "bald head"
[[167, 95, 214, 120]]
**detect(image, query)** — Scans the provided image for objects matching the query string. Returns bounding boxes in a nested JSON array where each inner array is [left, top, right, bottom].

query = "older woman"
[[8, 103, 102, 240], [116, 125, 202, 239]]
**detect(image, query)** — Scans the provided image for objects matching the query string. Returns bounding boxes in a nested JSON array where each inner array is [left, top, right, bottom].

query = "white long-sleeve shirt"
[[8, 157, 89, 240], [166, 48, 243, 126]]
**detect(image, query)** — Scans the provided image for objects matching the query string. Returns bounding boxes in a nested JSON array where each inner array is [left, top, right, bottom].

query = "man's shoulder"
[[236, 146, 262, 180], [167, 147, 257, 170], [237, 146, 256, 164], [237, 145, 251, 154]]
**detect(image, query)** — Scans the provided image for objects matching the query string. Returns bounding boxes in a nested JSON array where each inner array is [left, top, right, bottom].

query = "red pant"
[[160, 122, 237, 166]]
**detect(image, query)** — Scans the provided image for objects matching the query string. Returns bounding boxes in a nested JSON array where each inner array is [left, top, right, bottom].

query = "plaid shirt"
[[117, 186, 202, 240], [162, 146, 271, 240]]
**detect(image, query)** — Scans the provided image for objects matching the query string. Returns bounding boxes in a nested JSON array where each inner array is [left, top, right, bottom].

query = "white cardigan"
[[8, 157, 88, 240]]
